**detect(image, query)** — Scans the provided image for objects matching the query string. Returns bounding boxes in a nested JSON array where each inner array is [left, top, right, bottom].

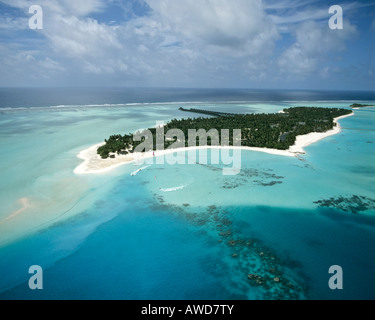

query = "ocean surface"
[[0, 88, 374, 300]]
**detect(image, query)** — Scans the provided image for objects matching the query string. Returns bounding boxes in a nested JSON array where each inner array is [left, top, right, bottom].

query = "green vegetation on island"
[[97, 107, 353, 159], [350, 103, 375, 108], [178, 107, 237, 117]]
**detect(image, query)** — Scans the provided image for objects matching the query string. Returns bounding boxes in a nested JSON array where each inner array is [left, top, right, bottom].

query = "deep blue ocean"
[[1, 87, 375, 109], [0, 88, 374, 300]]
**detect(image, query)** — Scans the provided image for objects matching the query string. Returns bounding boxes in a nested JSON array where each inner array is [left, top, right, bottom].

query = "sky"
[[0, 0, 374, 90]]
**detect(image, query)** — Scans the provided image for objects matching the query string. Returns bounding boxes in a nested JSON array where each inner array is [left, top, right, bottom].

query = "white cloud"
[[144, 0, 279, 57], [269, 7, 329, 25], [38, 57, 65, 71], [265, 0, 319, 11], [0, 0, 280, 84], [0, 0, 129, 80], [0, 16, 29, 31], [319, 66, 340, 79], [0, 0, 107, 16], [278, 20, 357, 76], [57, 0, 105, 16], [0, 0, 371, 89], [267, 1, 375, 26], [45, 16, 122, 58]]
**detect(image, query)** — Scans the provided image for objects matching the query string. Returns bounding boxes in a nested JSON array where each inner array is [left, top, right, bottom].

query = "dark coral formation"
[[199, 205, 306, 299], [314, 195, 375, 214], [218, 167, 284, 189], [151, 195, 307, 299]]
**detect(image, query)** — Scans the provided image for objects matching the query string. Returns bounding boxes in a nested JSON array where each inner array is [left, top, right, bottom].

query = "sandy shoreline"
[[74, 112, 354, 175], [352, 106, 374, 110]]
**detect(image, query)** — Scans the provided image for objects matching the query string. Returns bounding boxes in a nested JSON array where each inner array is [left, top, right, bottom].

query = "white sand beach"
[[289, 112, 354, 154], [352, 106, 374, 110], [74, 112, 354, 175]]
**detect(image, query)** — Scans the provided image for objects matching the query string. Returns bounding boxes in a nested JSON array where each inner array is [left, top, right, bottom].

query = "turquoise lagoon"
[[0, 94, 375, 300]]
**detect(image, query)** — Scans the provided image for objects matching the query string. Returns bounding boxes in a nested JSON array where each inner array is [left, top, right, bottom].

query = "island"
[[74, 107, 354, 175], [350, 103, 375, 109], [178, 107, 237, 117], [97, 107, 353, 158]]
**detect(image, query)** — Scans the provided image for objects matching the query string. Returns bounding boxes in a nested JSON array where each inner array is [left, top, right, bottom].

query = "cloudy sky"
[[0, 0, 374, 90]]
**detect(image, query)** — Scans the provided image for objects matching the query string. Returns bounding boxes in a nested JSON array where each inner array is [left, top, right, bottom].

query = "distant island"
[[178, 107, 237, 117], [350, 103, 375, 109], [97, 107, 353, 159]]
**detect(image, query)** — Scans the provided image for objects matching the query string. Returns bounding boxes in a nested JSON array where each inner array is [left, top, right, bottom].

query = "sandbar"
[[0, 197, 30, 225], [352, 106, 375, 110]]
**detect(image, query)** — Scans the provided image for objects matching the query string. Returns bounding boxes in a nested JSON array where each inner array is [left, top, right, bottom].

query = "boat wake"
[[131, 166, 150, 176]]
